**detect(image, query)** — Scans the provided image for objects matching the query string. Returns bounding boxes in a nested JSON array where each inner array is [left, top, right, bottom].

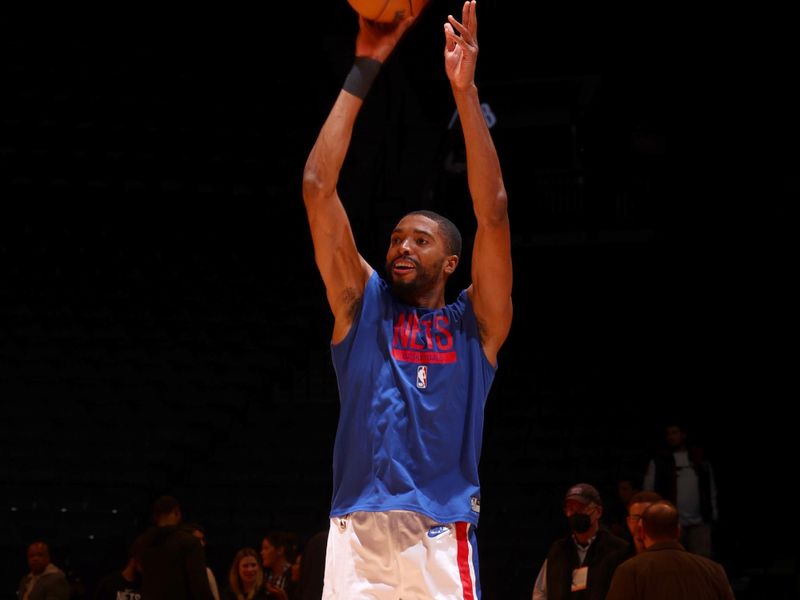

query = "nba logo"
[[416, 366, 427, 389]]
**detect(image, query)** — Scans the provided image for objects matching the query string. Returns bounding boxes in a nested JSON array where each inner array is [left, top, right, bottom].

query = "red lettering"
[[393, 312, 457, 363], [420, 318, 434, 349], [391, 348, 457, 364], [409, 314, 425, 350], [434, 315, 453, 351], [393, 312, 413, 347]]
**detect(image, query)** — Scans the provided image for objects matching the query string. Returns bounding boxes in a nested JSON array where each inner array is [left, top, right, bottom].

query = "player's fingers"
[[469, 0, 477, 38], [446, 14, 476, 47], [443, 22, 458, 51], [461, 1, 470, 30]]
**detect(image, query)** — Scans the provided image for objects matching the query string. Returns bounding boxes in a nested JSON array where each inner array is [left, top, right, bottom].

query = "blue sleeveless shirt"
[[330, 272, 496, 525]]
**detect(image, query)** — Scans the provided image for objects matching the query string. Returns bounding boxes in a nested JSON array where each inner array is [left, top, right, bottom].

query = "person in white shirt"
[[643, 422, 719, 557]]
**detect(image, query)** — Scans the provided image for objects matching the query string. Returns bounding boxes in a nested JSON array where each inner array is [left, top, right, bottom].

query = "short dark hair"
[[405, 210, 462, 257], [628, 491, 662, 508], [151, 495, 181, 520], [27, 540, 49, 553], [263, 531, 298, 562], [641, 501, 680, 540], [663, 420, 687, 433]]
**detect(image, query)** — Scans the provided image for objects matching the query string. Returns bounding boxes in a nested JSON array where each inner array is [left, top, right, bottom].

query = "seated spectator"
[[222, 548, 270, 600]]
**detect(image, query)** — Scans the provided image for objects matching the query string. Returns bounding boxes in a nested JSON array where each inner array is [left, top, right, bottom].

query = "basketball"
[[347, 0, 428, 23]]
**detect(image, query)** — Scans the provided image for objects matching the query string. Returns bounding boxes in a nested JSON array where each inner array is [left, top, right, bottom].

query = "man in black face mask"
[[532, 483, 631, 600]]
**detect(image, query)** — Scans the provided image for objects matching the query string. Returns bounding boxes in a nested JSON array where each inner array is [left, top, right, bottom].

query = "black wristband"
[[342, 57, 383, 100]]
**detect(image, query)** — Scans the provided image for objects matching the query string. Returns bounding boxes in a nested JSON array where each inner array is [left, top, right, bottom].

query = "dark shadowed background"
[[1, 3, 796, 598]]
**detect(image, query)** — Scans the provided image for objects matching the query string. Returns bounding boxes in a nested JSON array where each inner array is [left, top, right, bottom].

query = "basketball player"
[[302, 2, 511, 597]]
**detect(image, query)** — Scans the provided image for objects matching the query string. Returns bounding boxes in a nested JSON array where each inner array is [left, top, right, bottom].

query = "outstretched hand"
[[444, 0, 478, 91], [356, 15, 417, 63]]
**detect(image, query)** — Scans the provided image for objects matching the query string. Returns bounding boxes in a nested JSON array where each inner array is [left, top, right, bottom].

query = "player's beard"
[[385, 257, 442, 300]]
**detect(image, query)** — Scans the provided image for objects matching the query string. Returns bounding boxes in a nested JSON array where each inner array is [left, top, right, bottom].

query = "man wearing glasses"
[[625, 491, 663, 554]]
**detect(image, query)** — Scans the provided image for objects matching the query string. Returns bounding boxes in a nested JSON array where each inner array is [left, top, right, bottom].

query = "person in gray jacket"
[[17, 541, 70, 600]]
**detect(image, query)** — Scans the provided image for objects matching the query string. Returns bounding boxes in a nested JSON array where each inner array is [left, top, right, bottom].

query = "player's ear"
[[443, 255, 459, 275]]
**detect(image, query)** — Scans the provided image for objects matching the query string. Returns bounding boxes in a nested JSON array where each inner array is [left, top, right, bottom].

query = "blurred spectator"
[[606, 501, 734, 599], [185, 522, 221, 600], [617, 478, 639, 515], [134, 495, 215, 600], [626, 491, 662, 554], [608, 477, 640, 542], [92, 552, 141, 600], [222, 548, 270, 600], [532, 483, 630, 600], [643, 422, 719, 557], [18, 541, 70, 600], [298, 529, 327, 600], [260, 532, 299, 600], [290, 553, 301, 588]]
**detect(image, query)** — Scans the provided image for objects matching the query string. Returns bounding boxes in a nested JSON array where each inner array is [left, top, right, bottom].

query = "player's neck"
[[399, 288, 445, 310]]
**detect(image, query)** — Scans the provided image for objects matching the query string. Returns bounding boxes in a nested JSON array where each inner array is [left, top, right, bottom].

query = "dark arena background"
[[1, 3, 795, 598]]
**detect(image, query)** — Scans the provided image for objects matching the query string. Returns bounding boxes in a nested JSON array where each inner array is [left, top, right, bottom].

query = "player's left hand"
[[444, 0, 478, 91]]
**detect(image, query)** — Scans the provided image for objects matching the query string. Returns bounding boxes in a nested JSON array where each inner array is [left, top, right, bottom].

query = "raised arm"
[[302, 16, 416, 343], [445, 1, 512, 366]]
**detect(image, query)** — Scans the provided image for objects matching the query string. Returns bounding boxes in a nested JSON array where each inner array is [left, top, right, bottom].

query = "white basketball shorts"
[[322, 509, 480, 599]]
